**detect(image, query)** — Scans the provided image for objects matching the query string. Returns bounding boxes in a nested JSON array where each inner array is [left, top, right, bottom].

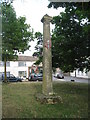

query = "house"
[[54, 67, 90, 79], [70, 69, 90, 79], [0, 56, 38, 79], [0, 56, 89, 79]]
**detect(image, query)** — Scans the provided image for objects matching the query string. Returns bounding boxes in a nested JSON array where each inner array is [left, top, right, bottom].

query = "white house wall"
[[88, 71, 90, 78], [70, 69, 89, 78], [0, 61, 35, 78], [0, 67, 4, 73], [9, 61, 18, 77]]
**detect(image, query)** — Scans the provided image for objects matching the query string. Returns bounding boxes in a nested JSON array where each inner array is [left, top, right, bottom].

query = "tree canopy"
[[2, 2, 33, 61], [33, 32, 43, 65], [48, 2, 90, 72], [1, 2, 33, 81], [33, 2, 90, 72]]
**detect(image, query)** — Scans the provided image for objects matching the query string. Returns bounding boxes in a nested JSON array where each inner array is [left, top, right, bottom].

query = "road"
[[53, 75, 89, 84], [0, 75, 89, 84]]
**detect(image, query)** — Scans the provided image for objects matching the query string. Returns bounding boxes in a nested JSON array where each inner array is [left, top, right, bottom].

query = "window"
[[18, 61, 26, 67], [6, 61, 10, 67], [18, 71, 27, 77], [0, 61, 10, 67], [0, 61, 4, 67], [0, 72, 10, 78]]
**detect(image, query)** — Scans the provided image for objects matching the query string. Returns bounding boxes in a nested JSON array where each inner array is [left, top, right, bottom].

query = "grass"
[[2, 81, 88, 118]]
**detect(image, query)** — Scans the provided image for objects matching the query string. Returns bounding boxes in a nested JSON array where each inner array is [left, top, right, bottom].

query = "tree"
[[48, 2, 90, 72], [33, 32, 43, 65], [0, 3, 2, 61], [2, 2, 33, 82], [32, 2, 90, 73]]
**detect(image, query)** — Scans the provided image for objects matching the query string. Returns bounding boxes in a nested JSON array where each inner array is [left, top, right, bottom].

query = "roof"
[[18, 56, 38, 62]]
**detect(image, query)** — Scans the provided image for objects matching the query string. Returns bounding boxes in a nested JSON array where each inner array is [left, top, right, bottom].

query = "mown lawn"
[[2, 81, 88, 118]]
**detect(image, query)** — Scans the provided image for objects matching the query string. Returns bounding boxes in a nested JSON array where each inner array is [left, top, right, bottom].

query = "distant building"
[[55, 67, 90, 79], [70, 69, 90, 79], [0, 56, 38, 79]]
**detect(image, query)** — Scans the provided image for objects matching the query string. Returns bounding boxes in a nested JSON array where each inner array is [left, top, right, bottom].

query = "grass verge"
[[2, 81, 88, 118]]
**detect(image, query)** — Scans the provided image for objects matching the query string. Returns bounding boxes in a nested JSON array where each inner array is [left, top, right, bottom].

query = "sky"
[[12, 0, 64, 56]]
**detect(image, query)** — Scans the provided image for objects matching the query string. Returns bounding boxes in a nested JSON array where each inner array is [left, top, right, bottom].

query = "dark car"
[[2, 74, 22, 82], [28, 73, 43, 81]]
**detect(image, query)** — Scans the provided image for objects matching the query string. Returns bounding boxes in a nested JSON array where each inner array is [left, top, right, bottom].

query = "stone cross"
[[41, 14, 53, 95]]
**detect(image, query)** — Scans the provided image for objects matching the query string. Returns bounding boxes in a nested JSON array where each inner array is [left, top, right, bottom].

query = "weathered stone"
[[36, 93, 63, 104], [41, 14, 53, 96], [37, 14, 63, 104]]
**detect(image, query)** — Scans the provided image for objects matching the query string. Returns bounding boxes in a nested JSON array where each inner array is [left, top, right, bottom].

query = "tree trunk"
[[4, 57, 7, 82]]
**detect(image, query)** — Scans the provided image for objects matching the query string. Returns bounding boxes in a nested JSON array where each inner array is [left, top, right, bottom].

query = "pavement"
[[53, 75, 89, 84]]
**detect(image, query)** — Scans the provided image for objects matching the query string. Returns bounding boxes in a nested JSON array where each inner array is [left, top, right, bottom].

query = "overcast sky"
[[12, 0, 64, 56]]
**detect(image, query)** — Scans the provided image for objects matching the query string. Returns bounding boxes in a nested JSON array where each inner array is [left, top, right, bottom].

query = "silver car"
[[54, 73, 64, 79], [28, 73, 43, 81]]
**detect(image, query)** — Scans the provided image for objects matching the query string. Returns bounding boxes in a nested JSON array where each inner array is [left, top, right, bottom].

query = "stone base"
[[35, 93, 63, 104]]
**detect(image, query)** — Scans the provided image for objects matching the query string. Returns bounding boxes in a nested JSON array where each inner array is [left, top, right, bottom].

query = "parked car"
[[28, 73, 43, 81], [2, 74, 22, 82], [54, 73, 64, 79]]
